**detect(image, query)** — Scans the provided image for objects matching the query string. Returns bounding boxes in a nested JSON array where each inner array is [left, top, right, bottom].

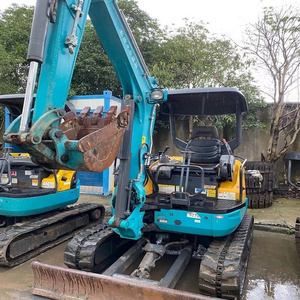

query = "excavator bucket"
[[58, 105, 131, 172], [31, 262, 216, 300]]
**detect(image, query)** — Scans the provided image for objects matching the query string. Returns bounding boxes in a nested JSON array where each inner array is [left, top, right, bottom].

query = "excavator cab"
[[144, 87, 249, 237]]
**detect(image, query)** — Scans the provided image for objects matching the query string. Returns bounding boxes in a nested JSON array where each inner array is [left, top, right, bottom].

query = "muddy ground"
[[0, 195, 299, 299]]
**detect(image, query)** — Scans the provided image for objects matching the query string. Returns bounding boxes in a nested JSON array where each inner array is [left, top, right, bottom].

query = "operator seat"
[[186, 126, 222, 164]]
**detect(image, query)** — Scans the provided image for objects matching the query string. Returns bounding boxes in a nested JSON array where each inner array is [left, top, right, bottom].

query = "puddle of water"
[[125, 230, 300, 299], [243, 230, 300, 300], [245, 279, 299, 300]]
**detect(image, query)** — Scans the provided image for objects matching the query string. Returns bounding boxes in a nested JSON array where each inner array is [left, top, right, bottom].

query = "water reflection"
[[133, 231, 300, 300], [245, 279, 299, 300], [243, 231, 300, 300]]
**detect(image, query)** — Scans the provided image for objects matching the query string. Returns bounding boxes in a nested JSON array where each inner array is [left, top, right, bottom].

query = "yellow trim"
[[10, 153, 30, 157], [144, 154, 245, 202], [218, 160, 246, 201], [41, 170, 76, 191]]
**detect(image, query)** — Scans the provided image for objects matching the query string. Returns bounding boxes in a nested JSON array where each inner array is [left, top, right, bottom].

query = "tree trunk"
[[266, 101, 285, 162]]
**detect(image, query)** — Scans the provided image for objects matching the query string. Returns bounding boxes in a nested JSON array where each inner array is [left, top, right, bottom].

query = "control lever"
[[222, 139, 233, 181], [222, 139, 233, 155], [159, 146, 170, 163], [162, 146, 170, 155]]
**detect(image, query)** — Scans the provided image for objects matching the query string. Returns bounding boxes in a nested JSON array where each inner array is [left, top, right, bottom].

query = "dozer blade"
[[59, 105, 131, 172], [32, 262, 217, 300]]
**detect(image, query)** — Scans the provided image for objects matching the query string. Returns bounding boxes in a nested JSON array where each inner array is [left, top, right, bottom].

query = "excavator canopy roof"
[[0, 94, 27, 117], [163, 87, 247, 116]]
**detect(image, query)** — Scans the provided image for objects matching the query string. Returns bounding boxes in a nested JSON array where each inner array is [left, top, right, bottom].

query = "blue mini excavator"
[[3, 0, 253, 299], [0, 94, 105, 267]]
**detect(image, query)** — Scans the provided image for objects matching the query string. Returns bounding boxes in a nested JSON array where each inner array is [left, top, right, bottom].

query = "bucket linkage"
[[4, 105, 131, 173]]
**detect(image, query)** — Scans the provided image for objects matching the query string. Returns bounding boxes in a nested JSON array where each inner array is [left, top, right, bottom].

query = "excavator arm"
[[4, 0, 166, 239]]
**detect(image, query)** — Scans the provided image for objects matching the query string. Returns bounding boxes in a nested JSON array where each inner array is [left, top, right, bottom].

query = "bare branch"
[[244, 5, 300, 162]]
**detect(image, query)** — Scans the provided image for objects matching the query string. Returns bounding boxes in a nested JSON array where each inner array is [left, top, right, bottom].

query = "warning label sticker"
[[42, 182, 55, 189], [32, 179, 39, 187], [218, 192, 236, 200], [158, 184, 176, 194]]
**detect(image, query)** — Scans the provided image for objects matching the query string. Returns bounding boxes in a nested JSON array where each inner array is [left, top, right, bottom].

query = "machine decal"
[[25, 170, 34, 176], [1, 174, 8, 184], [157, 219, 168, 223], [207, 189, 216, 197], [42, 181, 54, 189], [158, 184, 176, 193], [187, 212, 201, 219], [196, 185, 217, 197], [42, 182, 55, 189], [32, 179, 38, 186], [218, 192, 236, 200]]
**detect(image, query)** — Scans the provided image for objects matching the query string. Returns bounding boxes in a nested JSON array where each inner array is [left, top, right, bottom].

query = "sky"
[[2, 0, 299, 42]]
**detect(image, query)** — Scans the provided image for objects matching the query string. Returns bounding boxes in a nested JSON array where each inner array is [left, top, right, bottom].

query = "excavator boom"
[[4, 0, 163, 174]]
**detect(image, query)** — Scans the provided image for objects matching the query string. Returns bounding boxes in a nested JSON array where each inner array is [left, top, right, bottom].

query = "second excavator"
[[0, 94, 105, 267]]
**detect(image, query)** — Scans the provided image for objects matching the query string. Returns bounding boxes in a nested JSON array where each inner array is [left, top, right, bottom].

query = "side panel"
[[218, 160, 246, 201], [0, 182, 80, 217], [154, 201, 248, 237]]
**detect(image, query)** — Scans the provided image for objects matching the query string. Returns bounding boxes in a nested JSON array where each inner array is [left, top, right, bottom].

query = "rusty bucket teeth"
[[59, 105, 131, 172]]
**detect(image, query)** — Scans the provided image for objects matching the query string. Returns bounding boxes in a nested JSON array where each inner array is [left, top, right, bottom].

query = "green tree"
[[0, 4, 33, 94], [71, 0, 163, 97], [152, 20, 265, 135], [0, 4, 34, 132], [151, 20, 210, 88], [0, 2, 265, 137], [69, 20, 121, 97], [0, 1, 162, 98]]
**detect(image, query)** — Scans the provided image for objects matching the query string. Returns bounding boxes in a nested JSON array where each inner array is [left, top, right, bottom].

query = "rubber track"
[[0, 203, 104, 267], [64, 222, 134, 272], [199, 214, 254, 300], [64, 222, 114, 271]]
